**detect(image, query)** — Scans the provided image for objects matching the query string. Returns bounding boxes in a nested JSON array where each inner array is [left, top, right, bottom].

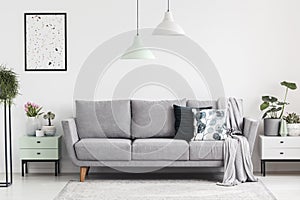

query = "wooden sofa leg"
[[86, 167, 90, 176], [80, 166, 88, 182]]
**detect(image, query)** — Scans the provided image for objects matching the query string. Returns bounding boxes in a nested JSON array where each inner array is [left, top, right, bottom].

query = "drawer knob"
[[37, 141, 41, 144], [280, 141, 284, 144], [280, 152, 284, 155], [37, 152, 41, 155]]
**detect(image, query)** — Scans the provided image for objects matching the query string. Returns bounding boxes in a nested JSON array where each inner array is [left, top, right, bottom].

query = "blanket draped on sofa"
[[217, 97, 257, 186]]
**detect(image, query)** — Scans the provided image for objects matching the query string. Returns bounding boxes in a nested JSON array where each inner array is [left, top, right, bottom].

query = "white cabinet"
[[260, 135, 300, 176]]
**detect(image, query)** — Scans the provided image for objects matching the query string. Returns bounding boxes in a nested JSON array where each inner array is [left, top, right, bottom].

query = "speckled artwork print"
[[26, 14, 65, 70]]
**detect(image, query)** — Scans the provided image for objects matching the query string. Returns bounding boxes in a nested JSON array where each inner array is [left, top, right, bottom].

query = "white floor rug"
[[54, 179, 276, 200], [55, 180, 276, 200]]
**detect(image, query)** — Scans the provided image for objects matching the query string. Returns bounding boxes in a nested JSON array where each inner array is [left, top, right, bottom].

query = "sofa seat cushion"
[[76, 100, 131, 139], [189, 140, 224, 160], [131, 99, 186, 138], [132, 139, 189, 161], [75, 138, 131, 161]]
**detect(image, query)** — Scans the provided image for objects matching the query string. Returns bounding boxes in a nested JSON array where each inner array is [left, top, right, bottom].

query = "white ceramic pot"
[[35, 130, 45, 137], [287, 124, 300, 136], [42, 126, 56, 136], [26, 117, 40, 136]]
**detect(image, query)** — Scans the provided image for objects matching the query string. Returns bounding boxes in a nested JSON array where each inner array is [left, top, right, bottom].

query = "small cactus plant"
[[43, 111, 55, 126], [283, 113, 300, 124]]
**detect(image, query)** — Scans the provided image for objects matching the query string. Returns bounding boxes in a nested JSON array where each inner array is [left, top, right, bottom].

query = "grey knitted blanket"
[[217, 97, 257, 186]]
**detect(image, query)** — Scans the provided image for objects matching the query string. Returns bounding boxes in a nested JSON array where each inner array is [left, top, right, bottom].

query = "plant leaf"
[[281, 81, 297, 90], [262, 96, 278, 103], [277, 101, 289, 106], [260, 102, 269, 111], [262, 112, 268, 118]]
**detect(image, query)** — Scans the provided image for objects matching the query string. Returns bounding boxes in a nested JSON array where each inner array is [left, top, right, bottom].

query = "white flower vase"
[[25, 117, 41, 136]]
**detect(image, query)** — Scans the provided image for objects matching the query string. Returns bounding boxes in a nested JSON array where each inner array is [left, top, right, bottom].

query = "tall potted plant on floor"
[[0, 65, 19, 187], [260, 81, 297, 136]]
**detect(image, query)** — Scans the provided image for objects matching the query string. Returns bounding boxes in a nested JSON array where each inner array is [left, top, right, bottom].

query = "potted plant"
[[24, 102, 43, 136], [260, 81, 297, 136], [42, 111, 56, 136], [0, 63, 19, 187], [0, 65, 19, 105], [283, 113, 300, 136]]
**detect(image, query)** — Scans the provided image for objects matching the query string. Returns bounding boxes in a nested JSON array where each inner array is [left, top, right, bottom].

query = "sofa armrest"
[[243, 117, 259, 156], [61, 118, 80, 165]]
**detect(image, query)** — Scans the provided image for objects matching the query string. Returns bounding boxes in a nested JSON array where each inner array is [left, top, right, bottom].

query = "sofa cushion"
[[189, 140, 224, 160], [173, 105, 212, 141], [131, 99, 186, 138], [76, 100, 131, 139], [187, 100, 217, 109], [193, 109, 227, 141], [75, 138, 131, 161], [132, 138, 189, 161]]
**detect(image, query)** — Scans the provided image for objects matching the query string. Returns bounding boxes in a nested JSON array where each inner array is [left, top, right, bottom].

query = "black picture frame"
[[24, 13, 67, 71]]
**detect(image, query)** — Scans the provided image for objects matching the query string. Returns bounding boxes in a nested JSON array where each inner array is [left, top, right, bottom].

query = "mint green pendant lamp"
[[122, 0, 155, 59]]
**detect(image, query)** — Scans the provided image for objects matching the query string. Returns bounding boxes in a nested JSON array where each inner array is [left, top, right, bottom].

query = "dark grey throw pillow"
[[173, 105, 212, 141]]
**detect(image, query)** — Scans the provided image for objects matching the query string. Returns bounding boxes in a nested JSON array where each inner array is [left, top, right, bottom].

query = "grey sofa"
[[62, 99, 259, 182]]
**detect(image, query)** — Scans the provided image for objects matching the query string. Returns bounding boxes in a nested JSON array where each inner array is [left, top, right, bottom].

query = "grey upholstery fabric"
[[61, 119, 81, 166], [189, 141, 224, 160], [132, 139, 189, 161], [76, 100, 131, 139], [131, 99, 186, 138], [75, 138, 131, 161], [61, 98, 259, 172], [187, 100, 217, 109], [243, 118, 259, 155]]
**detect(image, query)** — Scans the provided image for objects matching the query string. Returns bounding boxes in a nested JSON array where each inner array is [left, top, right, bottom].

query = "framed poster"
[[24, 13, 67, 71]]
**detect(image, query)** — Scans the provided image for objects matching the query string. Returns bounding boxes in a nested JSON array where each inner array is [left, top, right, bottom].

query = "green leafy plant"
[[43, 111, 55, 126], [260, 81, 297, 119], [0, 65, 19, 105], [283, 113, 300, 124]]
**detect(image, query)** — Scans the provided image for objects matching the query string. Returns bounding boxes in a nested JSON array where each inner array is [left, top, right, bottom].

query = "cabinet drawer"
[[20, 149, 60, 160], [20, 136, 60, 149], [262, 148, 300, 159], [262, 137, 300, 148]]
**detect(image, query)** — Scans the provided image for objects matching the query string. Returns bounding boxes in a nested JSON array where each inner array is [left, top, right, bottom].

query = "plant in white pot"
[[283, 113, 300, 136], [24, 102, 43, 136], [260, 81, 297, 136], [42, 111, 56, 136]]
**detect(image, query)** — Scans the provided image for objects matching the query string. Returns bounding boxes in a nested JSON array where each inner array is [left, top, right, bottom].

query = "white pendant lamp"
[[122, 0, 155, 59], [153, 0, 185, 36]]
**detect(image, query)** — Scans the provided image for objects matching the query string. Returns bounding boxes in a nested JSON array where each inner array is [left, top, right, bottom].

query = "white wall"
[[0, 0, 300, 173]]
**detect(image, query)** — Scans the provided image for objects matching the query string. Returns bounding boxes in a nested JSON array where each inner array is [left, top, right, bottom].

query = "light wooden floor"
[[0, 173, 299, 200]]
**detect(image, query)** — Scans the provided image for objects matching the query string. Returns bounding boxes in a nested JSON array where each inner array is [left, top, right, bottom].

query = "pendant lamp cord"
[[136, 0, 139, 36], [167, 0, 170, 12]]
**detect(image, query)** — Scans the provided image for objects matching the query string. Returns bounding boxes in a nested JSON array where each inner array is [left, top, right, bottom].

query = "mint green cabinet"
[[19, 135, 62, 176]]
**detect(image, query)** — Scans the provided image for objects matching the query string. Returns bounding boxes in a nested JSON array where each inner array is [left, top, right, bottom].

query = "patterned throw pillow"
[[192, 109, 227, 141], [173, 105, 213, 141]]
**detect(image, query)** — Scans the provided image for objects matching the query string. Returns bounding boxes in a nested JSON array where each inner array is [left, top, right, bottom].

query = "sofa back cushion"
[[76, 100, 131, 139], [131, 99, 186, 138], [187, 100, 217, 108]]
